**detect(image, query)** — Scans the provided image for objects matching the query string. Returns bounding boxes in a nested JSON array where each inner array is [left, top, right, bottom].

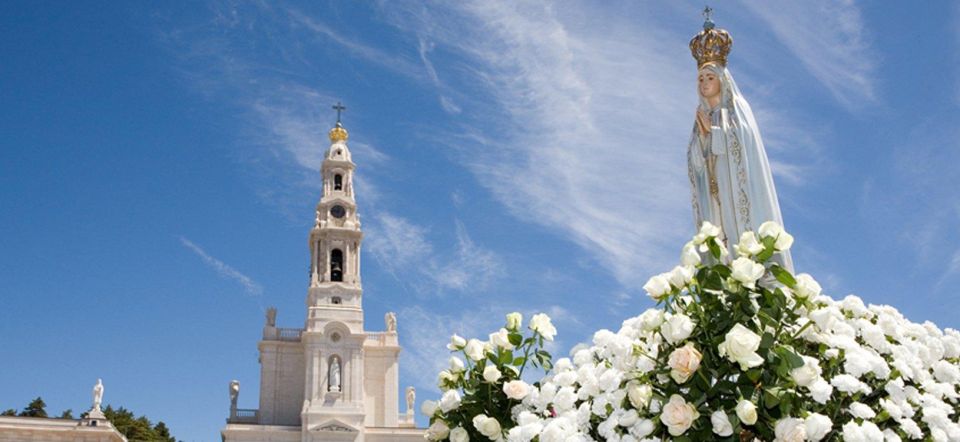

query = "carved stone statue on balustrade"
[[265, 307, 277, 327], [229, 380, 240, 411], [405, 386, 415, 415], [385, 312, 397, 332]]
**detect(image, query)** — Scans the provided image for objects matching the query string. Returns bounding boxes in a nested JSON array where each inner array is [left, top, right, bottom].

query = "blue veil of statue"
[[687, 63, 794, 271]]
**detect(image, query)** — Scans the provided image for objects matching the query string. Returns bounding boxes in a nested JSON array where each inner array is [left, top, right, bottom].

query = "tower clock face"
[[330, 205, 346, 219]]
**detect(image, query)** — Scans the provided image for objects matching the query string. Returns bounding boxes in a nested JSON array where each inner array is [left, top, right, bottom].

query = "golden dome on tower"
[[328, 121, 348, 143], [689, 7, 733, 68]]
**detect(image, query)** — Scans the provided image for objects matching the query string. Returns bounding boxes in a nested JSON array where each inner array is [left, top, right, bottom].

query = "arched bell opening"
[[330, 249, 344, 282]]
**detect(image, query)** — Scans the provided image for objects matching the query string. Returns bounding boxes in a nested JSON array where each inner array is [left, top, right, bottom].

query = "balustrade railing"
[[264, 327, 303, 342], [227, 408, 259, 424]]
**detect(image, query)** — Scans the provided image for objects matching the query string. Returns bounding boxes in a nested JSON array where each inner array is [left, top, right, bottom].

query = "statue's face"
[[698, 68, 721, 100]]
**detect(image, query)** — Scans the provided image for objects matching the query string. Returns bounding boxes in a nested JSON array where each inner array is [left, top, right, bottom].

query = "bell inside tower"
[[330, 249, 344, 282]]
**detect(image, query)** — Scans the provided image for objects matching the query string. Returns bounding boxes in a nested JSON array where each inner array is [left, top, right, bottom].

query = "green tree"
[[59, 409, 74, 419], [1, 409, 16, 416], [19, 397, 47, 418], [102, 405, 176, 442]]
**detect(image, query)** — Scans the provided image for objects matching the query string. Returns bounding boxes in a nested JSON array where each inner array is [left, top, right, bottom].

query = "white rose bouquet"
[[427, 222, 960, 441], [424, 312, 556, 441]]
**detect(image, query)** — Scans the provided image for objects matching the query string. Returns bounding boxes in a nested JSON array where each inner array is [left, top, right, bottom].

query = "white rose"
[[619, 409, 639, 427], [437, 370, 458, 389], [758, 221, 794, 251], [448, 334, 467, 350], [830, 374, 869, 394], [711, 410, 733, 437], [638, 309, 665, 332], [718, 324, 764, 369], [449, 426, 470, 442], [668, 265, 695, 288], [449, 356, 465, 373], [774, 417, 807, 442], [472, 414, 502, 440], [848, 402, 876, 419], [790, 356, 821, 387], [932, 360, 960, 383], [464, 338, 486, 361], [439, 389, 461, 413], [793, 273, 822, 299], [489, 328, 515, 350], [425, 420, 450, 440], [667, 343, 703, 384], [731, 257, 765, 289], [808, 378, 834, 404], [661, 313, 695, 344], [503, 380, 531, 400], [627, 382, 653, 410], [736, 399, 758, 425], [803, 413, 832, 442], [529, 313, 557, 341], [643, 273, 673, 301], [659, 394, 700, 436], [482, 364, 501, 383], [505, 312, 522, 331], [681, 241, 702, 266], [699, 221, 721, 239], [736, 231, 764, 257], [420, 400, 438, 417]]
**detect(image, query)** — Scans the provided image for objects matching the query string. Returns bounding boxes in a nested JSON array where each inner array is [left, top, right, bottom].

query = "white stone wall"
[[257, 341, 305, 426]]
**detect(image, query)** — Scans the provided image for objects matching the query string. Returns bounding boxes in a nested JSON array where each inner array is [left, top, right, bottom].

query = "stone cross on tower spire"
[[332, 101, 346, 123]]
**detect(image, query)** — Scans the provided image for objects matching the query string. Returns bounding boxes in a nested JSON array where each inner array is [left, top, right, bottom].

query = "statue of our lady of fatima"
[[686, 9, 793, 272]]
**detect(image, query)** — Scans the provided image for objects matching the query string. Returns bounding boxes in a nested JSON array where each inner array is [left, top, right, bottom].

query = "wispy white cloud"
[[179, 236, 263, 296], [380, 2, 699, 287], [365, 213, 504, 294], [418, 37, 462, 114], [739, 0, 877, 109], [285, 7, 424, 80]]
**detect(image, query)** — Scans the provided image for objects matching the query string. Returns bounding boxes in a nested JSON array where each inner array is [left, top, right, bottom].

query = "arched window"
[[331, 296, 342, 305], [334, 174, 343, 191], [330, 249, 344, 282]]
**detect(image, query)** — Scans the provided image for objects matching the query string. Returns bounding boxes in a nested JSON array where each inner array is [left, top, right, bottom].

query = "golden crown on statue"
[[689, 7, 733, 68]]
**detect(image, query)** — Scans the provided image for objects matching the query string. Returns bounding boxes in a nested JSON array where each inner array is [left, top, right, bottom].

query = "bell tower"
[[301, 102, 368, 438]]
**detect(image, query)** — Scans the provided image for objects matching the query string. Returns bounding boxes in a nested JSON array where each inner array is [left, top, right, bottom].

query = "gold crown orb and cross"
[[328, 101, 349, 143], [689, 6, 733, 69]]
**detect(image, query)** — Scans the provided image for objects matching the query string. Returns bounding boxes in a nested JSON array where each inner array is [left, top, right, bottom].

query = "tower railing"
[[227, 408, 259, 424], [263, 327, 304, 342]]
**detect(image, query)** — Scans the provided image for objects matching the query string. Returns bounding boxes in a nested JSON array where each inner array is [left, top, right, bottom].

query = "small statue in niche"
[[385, 312, 397, 332], [265, 307, 277, 327], [329, 356, 342, 392]]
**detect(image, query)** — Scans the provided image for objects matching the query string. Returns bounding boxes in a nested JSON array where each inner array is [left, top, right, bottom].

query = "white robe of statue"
[[687, 63, 793, 272]]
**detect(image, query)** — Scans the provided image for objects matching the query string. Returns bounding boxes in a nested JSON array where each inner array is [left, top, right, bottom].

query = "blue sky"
[[1, 1, 959, 440]]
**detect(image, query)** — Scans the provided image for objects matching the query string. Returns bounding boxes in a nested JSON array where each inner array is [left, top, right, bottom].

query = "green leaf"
[[770, 265, 797, 287], [508, 333, 523, 347], [513, 357, 526, 366], [708, 239, 722, 260], [759, 332, 775, 350]]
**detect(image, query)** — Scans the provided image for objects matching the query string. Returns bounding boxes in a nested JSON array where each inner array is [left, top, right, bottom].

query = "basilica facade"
[[221, 116, 423, 442]]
